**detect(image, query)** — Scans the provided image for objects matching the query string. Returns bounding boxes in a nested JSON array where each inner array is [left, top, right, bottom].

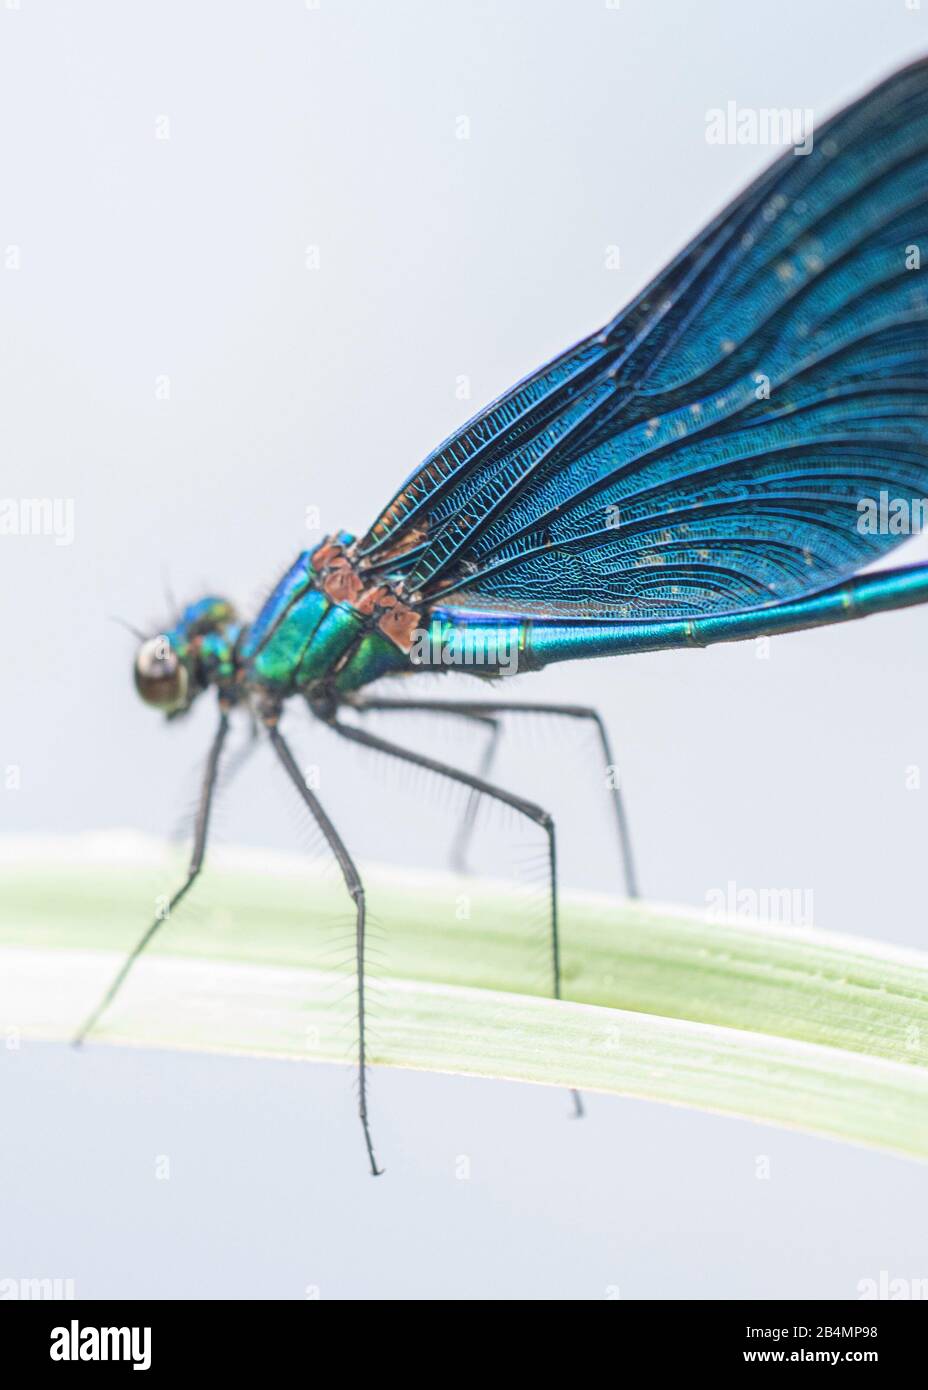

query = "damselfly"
[[77, 60, 928, 1174]]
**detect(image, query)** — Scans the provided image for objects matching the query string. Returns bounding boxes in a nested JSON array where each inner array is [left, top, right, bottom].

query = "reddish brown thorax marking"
[[310, 538, 348, 574], [312, 538, 422, 653]]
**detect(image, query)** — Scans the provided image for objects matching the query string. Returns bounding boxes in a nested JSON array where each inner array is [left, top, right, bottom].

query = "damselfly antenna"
[[108, 615, 147, 641]]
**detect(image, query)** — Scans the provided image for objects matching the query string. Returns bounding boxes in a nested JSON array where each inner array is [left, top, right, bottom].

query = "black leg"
[[349, 696, 639, 897], [347, 696, 500, 874], [171, 709, 259, 843], [73, 709, 230, 1045], [267, 722, 383, 1177], [329, 712, 583, 1117]]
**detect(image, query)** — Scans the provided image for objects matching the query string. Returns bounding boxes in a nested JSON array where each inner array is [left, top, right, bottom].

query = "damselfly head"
[[133, 596, 242, 717], [134, 634, 189, 713]]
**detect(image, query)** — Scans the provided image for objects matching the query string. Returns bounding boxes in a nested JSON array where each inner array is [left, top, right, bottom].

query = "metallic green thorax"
[[238, 538, 410, 700]]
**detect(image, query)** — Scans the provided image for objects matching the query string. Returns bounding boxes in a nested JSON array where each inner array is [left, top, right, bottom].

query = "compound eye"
[[134, 635, 188, 711]]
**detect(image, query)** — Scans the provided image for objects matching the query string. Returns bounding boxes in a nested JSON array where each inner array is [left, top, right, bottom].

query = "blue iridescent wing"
[[358, 58, 928, 622]]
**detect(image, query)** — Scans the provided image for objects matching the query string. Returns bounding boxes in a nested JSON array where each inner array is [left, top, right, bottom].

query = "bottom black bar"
[[0, 1298, 922, 1372]]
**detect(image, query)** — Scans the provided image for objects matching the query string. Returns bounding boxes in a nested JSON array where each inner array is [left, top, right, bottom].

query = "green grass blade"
[[2, 834, 926, 1160]]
